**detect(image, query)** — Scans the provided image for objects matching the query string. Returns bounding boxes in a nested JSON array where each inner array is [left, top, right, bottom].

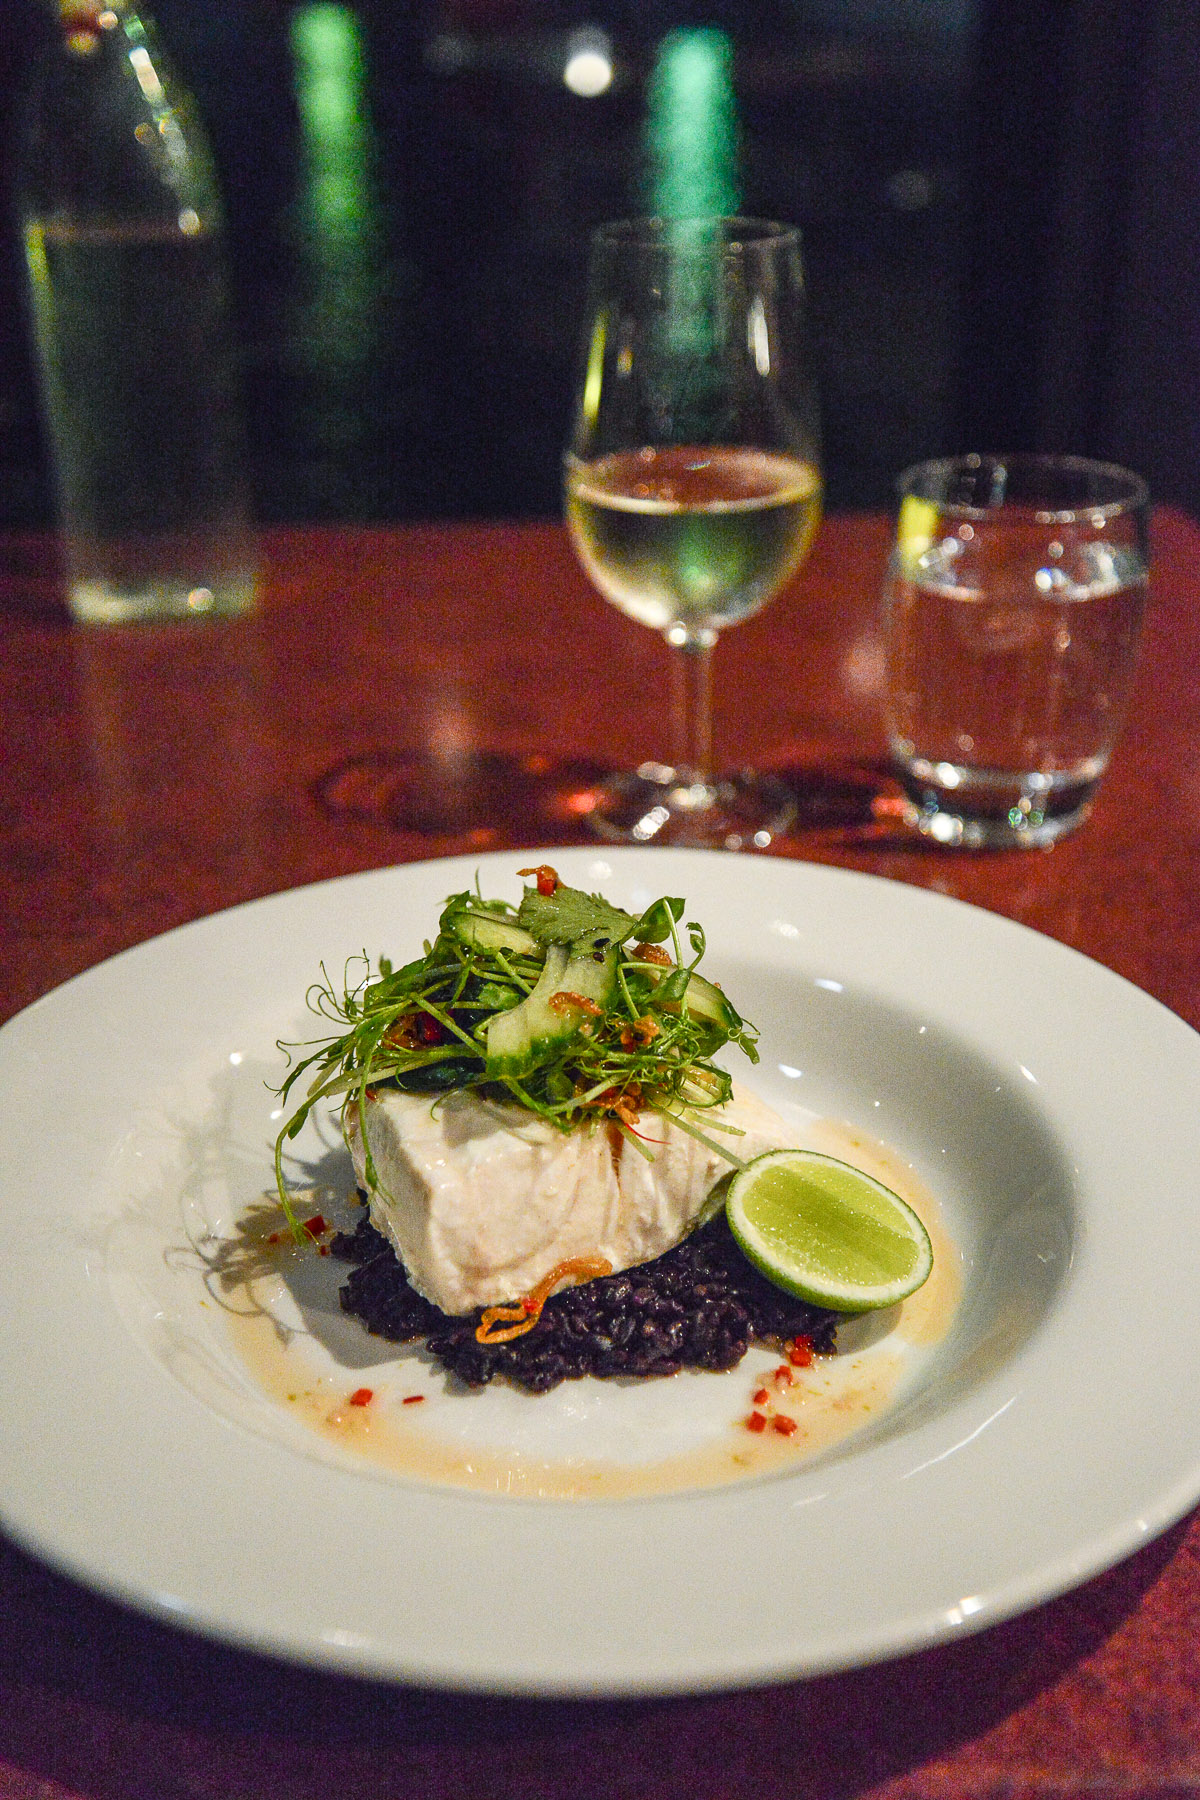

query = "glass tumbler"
[[880, 454, 1149, 848]]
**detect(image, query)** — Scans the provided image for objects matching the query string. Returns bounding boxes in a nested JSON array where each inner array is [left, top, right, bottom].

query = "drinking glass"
[[880, 454, 1149, 848], [565, 217, 822, 846]]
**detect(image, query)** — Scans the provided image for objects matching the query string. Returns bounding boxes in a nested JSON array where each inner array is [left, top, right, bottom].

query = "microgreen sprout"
[[272, 873, 759, 1235]]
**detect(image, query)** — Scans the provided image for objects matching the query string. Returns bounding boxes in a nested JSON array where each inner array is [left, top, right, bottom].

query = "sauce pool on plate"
[[226, 1117, 960, 1499]]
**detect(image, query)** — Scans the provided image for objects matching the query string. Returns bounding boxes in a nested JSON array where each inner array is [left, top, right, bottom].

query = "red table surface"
[[3, 509, 1200, 1800]]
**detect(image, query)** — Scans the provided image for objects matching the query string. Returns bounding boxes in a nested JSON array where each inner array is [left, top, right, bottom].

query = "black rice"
[[331, 1204, 839, 1394]]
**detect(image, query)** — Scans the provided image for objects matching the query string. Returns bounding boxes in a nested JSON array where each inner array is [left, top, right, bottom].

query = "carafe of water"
[[17, 0, 257, 622]]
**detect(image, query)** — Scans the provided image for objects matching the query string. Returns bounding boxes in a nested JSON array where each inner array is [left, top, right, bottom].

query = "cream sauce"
[[226, 1118, 960, 1498]]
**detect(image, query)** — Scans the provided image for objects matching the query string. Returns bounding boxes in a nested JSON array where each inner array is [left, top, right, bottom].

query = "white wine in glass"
[[565, 217, 821, 846]]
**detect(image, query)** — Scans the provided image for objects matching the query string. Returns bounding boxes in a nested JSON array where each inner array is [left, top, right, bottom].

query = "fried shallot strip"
[[475, 1255, 614, 1344]]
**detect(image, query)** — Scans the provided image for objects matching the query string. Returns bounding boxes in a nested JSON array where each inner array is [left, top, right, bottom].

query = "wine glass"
[[565, 217, 822, 846]]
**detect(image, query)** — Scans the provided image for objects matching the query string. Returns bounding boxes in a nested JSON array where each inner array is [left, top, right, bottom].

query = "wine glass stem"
[[669, 627, 717, 786]]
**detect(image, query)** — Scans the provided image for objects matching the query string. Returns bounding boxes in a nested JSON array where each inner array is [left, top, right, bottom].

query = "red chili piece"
[[349, 1388, 373, 1407], [518, 864, 560, 896], [788, 1336, 814, 1368], [774, 1365, 795, 1387], [753, 1387, 770, 1406], [746, 1411, 768, 1434], [402, 1394, 425, 1405], [773, 1415, 798, 1437], [417, 1013, 446, 1045]]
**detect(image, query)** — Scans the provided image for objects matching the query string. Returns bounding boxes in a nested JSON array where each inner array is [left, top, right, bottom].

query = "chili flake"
[[348, 1387, 373, 1407]]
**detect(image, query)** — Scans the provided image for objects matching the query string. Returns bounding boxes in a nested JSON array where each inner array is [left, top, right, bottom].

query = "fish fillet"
[[344, 1082, 795, 1315]]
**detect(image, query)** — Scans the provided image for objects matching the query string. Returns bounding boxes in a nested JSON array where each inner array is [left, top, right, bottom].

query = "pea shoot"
[[273, 869, 760, 1227]]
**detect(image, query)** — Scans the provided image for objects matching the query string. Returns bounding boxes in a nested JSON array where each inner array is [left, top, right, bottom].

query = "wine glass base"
[[309, 748, 613, 845], [584, 762, 796, 849]]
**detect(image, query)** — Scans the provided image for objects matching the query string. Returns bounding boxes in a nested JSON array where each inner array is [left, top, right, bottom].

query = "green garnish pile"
[[274, 869, 760, 1211]]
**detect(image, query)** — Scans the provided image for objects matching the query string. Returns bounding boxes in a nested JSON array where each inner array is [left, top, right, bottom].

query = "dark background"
[[0, 0, 1195, 529]]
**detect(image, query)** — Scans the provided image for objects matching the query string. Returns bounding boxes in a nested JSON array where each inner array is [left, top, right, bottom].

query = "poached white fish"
[[345, 1082, 794, 1316]]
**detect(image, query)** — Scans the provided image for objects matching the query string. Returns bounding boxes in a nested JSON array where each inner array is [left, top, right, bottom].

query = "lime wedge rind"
[[726, 1148, 933, 1313]]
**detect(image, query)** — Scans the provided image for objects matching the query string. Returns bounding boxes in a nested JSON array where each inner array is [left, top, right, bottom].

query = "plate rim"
[[2, 845, 1199, 1696]]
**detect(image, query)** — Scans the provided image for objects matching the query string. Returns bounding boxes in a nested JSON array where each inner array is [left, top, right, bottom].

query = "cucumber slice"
[[446, 908, 539, 958], [679, 970, 741, 1032], [632, 962, 742, 1034], [486, 941, 618, 1078]]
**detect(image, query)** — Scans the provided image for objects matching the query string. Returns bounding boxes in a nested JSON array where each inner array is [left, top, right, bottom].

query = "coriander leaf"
[[516, 882, 639, 947]]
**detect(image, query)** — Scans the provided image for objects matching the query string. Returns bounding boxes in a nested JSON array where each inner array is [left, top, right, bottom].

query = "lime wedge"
[[726, 1149, 933, 1312]]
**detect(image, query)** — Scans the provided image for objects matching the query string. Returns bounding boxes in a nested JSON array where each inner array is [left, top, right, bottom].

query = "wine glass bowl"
[[565, 217, 821, 846]]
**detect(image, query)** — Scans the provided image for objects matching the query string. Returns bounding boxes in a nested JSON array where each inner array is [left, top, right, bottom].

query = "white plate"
[[2, 847, 1199, 1696]]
